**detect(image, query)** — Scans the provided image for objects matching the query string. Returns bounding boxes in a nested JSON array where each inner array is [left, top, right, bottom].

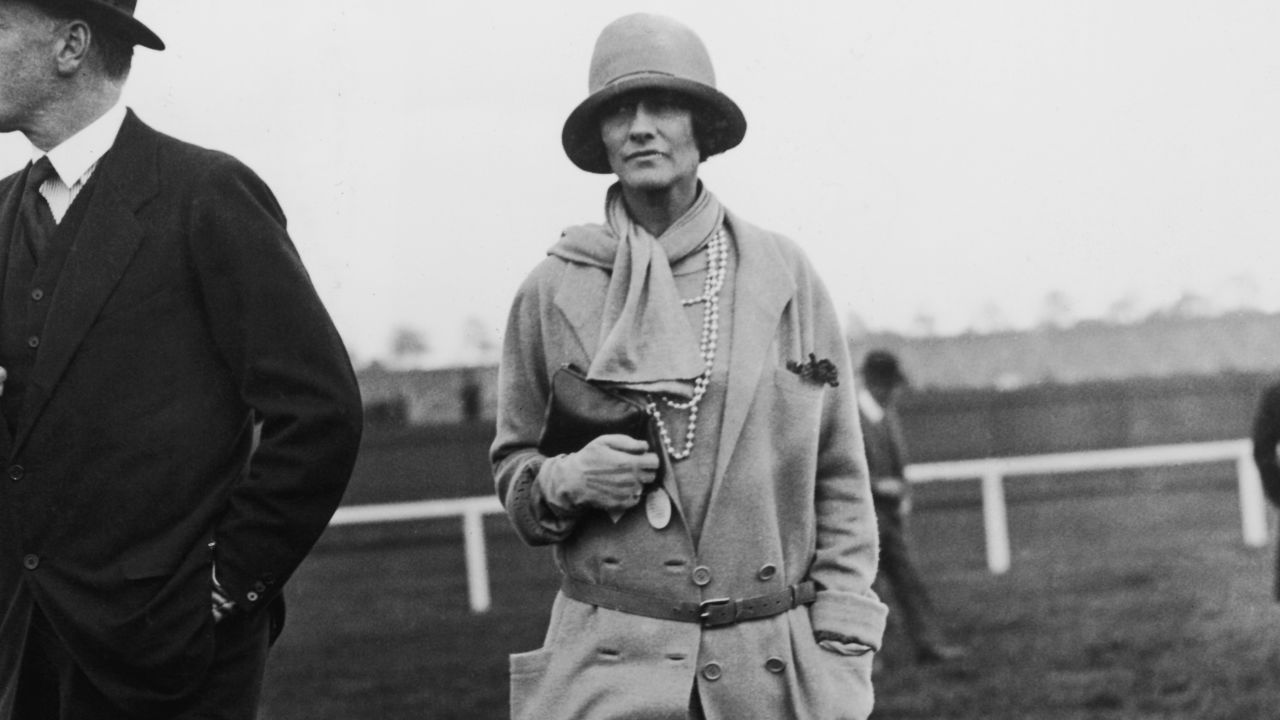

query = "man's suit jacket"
[[858, 401, 909, 513], [1251, 380, 1280, 600], [0, 112, 363, 714]]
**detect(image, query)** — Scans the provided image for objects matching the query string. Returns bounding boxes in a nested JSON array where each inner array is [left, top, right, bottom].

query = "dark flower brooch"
[[786, 353, 839, 387]]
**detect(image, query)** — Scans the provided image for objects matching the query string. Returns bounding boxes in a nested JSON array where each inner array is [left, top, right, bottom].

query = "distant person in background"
[[858, 350, 965, 665], [491, 12, 886, 720], [0, 1, 362, 718], [1251, 380, 1280, 599]]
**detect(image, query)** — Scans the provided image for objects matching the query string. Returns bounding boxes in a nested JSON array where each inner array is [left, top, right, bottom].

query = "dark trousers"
[[13, 605, 270, 720], [872, 504, 944, 655]]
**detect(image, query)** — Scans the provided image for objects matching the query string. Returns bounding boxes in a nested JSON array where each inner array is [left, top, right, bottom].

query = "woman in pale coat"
[[491, 13, 888, 720]]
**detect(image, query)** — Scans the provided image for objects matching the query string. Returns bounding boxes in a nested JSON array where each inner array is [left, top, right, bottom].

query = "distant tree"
[[1105, 294, 1143, 325], [389, 326, 430, 367], [1162, 291, 1213, 319], [909, 311, 938, 337], [1037, 291, 1074, 329], [971, 302, 1012, 334], [462, 316, 499, 363]]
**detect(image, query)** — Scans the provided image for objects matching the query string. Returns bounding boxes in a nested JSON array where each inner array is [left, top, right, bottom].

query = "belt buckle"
[[698, 597, 737, 627]]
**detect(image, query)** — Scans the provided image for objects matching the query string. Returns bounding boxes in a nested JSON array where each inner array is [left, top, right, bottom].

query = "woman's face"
[[599, 90, 700, 196]]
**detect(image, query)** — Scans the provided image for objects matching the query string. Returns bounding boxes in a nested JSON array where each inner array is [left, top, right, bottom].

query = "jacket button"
[[246, 591, 260, 602], [691, 566, 712, 586], [253, 581, 267, 593], [30, 288, 44, 301], [22, 554, 39, 570], [27, 336, 39, 349], [757, 564, 778, 581], [765, 657, 787, 673], [701, 662, 722, 681], [8, 465, 23, 482]]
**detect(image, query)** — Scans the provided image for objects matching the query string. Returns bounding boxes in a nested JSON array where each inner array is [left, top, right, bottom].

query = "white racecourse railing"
[[329, 439, 1266, 613], [903, 438, 1266, 574], [329, 496, 504, 613]]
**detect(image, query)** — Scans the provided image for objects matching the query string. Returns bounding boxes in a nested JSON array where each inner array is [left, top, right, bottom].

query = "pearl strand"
[[647, 226, 728, 460]]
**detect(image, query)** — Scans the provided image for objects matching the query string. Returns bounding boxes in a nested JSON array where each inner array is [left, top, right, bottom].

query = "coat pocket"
[[509, 647, 555, 720], [814, 642, 875, 720]]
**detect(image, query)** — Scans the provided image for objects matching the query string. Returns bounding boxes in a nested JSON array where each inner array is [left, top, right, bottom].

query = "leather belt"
[[561, 576, 817, 628]]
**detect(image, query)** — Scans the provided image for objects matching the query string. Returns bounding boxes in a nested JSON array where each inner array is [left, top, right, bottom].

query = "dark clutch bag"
[[538, 364, 660, 462]]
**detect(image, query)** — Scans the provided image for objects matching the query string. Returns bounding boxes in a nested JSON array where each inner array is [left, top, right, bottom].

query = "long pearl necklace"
[[647, 226, 728, 460]]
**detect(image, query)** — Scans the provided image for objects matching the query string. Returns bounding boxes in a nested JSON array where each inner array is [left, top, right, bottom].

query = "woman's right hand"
[[539, 434, 659, 514]]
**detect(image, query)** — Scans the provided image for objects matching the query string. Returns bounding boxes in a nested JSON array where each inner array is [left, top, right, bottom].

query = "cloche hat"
[[36, 0, 164, 50], [562, 13, 746, 174]]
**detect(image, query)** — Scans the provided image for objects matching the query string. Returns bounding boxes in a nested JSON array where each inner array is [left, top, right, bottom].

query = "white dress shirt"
[[28, 99, 128, 224], [857, 386, 886, 424]]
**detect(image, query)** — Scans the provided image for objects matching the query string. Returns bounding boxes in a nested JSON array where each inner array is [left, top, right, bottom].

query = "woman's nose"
[[627, 103, 658, 139]]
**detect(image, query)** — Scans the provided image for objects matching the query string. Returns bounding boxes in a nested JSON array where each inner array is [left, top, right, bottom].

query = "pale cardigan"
[[491, 211, 888, 720]]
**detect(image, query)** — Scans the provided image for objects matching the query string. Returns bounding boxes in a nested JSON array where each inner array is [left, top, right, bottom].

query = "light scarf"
[[549, 182, 726, 399]]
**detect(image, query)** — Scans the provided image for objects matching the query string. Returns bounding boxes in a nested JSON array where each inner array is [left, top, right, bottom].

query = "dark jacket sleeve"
[[1253, 383, 1280, 507], [187, 157, 363, 612]]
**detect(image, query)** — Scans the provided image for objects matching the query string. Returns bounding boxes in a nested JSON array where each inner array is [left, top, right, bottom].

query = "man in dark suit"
[[1251, 380, 1280, 600], [0, 2, 363, 718], [857, 350, 963, 666]]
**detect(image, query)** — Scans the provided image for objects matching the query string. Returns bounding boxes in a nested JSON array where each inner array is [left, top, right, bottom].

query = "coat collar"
[[549, 209, 798, 537], [13, 110, 160, 451]]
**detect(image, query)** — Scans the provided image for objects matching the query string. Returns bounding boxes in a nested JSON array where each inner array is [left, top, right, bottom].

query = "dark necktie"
[[19, 156, 58, 264]]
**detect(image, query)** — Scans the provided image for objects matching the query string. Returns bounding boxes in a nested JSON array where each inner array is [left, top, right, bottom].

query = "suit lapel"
[[14, 112, 159, 450], [0, 173, 22, 456], [706, 215, 795, 512]]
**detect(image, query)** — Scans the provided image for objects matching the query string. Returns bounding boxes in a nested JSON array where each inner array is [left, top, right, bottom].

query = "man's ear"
[[54, 19, 93, 77]]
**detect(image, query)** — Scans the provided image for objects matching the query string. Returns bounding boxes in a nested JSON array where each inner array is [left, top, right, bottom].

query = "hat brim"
[[65, 1, 164, 50], [562, 73, 746, 174]]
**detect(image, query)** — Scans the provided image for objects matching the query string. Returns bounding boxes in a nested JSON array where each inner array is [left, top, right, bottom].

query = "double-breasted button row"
[[700, 657, 788, 680], [690, 563, 780, 586]]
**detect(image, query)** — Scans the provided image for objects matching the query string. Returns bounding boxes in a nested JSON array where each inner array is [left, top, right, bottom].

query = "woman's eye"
[[606, 101, 636, 118]]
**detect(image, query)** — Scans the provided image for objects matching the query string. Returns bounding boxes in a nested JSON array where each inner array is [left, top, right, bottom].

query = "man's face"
[[0, 1, 58, 135], [599, 90, 701, 195]]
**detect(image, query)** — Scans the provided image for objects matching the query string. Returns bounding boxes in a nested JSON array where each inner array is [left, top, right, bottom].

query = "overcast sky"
[[2, 1, 1277, 366]]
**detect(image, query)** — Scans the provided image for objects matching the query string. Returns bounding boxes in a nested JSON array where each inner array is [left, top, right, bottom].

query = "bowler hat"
[[562, 13, 746, 174], [860, 350, 908, 387], [36, 0, 164, 51]]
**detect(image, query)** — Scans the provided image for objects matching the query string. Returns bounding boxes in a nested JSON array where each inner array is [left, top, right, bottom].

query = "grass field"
[[257, 469, 1280, 719]]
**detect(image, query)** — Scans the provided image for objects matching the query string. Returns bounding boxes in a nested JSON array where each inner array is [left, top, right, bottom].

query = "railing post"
[[462, 506, 492, 613], [981, 466, 1011, 574], [1237, 452, 1270, 548]]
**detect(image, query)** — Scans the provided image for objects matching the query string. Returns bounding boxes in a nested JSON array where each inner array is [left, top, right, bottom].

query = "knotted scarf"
[[549, 183, 725, 399]]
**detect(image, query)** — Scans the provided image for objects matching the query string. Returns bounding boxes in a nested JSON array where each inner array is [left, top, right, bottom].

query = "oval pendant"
[[646, 486, 672, 529]]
